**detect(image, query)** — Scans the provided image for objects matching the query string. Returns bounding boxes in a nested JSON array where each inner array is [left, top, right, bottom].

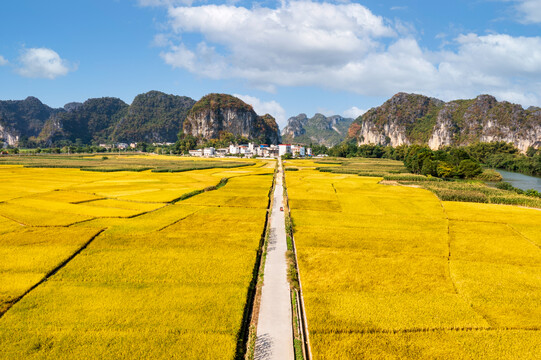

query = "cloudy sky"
[[1, 0, 541, 128]]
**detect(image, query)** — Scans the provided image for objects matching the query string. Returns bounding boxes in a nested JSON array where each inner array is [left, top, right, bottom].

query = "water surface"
[[495, 169, 541, 192]]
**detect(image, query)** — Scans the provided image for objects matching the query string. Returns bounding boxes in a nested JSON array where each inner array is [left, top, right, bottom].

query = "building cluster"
[[98, 142, 174, 150], [188, 143, 312, 158]]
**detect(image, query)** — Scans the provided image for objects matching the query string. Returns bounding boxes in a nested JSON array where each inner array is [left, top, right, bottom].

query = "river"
[[495, 169, 541, 192]]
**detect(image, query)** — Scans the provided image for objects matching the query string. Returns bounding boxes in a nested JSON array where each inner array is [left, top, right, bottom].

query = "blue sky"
[[1, 0, 540, 128]]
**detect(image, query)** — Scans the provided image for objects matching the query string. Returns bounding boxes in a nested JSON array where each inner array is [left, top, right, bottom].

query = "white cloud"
[[343, 106, 366, 119], [163, 1, 394, 79], [515, 0, 541, 23], [152, 34, 172, 47], [16, 48, 74, 79], [0, 55, 8, 66], [431, 34, 541, 102], [162, 42, 227, 79], [233, 94, 287, 127], [158, 1, 541, 108]]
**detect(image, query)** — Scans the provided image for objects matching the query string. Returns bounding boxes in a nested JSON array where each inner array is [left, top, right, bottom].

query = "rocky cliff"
[[348, 93, 541, 152], [281, 113, 353, 146], [0, 97, 63, 146], [183, 93, 280, 144]]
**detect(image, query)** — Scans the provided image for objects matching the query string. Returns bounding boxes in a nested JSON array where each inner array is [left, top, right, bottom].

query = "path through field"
[[254, 161, 294, 360]]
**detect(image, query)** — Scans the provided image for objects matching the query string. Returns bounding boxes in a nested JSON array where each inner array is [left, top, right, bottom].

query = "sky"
[[1, 0, 541, 128]]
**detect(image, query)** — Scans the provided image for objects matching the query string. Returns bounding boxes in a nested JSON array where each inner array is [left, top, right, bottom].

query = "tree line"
[[311, 141, 541, 178]]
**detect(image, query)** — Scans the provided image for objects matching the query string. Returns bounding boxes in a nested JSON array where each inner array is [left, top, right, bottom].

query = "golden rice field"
[[285, 159, 541, 359], [0, 156, 274, 359]]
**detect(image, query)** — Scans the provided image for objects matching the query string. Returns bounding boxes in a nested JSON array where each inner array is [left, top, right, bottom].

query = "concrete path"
[[254, 160, 294, 360]]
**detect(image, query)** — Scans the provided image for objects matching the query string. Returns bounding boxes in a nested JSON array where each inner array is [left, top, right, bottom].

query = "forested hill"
[[37, 91, 197, 146], [0, 91, 282, 147], [348, 93, 541, 152], [0, 97, 64, 145], [281, 113, 353, 146], [38, 97, 130, 145], [112, 91, 195, 143], [0, 91, 197, 147]]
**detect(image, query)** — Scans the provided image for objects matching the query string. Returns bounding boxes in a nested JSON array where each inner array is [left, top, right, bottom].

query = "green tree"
[[281, 153, 293, 160], [174, 132, 198, 154], [421, 159, 439, 177], [437, 162, 455, 178], [457, 159, 483, 178], [137, 142, 150, 152], [404, 145, 434, 174]]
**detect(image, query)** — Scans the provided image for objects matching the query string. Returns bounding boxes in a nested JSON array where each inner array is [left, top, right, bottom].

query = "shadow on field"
[[254, 333, 273, 360]]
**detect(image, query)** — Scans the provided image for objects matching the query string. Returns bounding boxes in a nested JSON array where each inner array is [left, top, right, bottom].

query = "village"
[[187, 143, 313, 158]]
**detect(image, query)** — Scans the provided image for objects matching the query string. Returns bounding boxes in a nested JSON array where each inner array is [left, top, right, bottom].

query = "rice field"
[[0, 157, 275, 359], [0, 153, 254, 173], [304, 157, 541, 208], [285, 160, 541, 359]]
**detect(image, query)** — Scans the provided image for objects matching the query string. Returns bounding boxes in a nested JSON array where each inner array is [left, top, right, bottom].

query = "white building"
[[203, 147, 215, 157], [269, 145, 279, 158], [248, 143, 256, 153], [257, 144, 268, 157], [229, 144, 239, 155], [189, 149, 203, 157], [306, 148, 312, 156], [267, 146, 280, 158], [278, 144, 291, 157], [239, 145, 249, 155], [216, 148, 228, 157], [291, 145, 305, 157]]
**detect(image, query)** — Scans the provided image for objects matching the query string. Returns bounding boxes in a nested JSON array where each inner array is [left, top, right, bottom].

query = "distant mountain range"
[[281, 113, 353, 147], [0, 92, 278, 147], [348, 93, 541, 152], [1, 91, 539, 151]]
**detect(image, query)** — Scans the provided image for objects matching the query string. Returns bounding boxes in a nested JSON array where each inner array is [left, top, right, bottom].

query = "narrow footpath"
[[254, 160, 294, 360]]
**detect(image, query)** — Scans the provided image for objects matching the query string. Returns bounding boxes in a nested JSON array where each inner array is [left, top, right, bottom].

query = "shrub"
[[316, 168, 333, 173], [435, 189, 488, 203], [474, 169, 502, 182], [358, 172, 387, 177], [384, 174, 441, 182], [525, 189, 541, 198], [489, 196, 541, 207], [496, 181, 514, 191]]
